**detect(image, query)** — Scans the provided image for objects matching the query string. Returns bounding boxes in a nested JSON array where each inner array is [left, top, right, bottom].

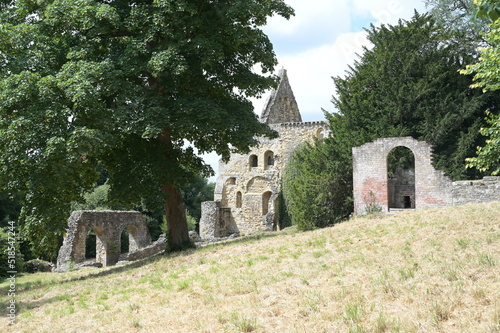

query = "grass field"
[[1, 202, 499, 332]]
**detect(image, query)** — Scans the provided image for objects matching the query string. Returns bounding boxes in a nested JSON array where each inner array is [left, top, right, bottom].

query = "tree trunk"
[[162, 182, 191, 251], [158, 128, 192, 251]]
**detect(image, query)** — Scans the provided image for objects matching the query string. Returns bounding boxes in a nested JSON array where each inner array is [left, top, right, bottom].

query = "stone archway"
[[352, 137, 452, 215], [387, 146, 416, 210], [56, 210, 151, 271]]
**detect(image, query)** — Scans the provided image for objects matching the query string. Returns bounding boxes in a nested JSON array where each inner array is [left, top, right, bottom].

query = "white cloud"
[[252, 30, 370, 122], [204, 0, 429, 179], [264, 0, 352, 53]]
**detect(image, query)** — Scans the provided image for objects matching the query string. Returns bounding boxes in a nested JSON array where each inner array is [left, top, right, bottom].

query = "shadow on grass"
[[0, 229, 298, 317], [196, 228, 298, 251]]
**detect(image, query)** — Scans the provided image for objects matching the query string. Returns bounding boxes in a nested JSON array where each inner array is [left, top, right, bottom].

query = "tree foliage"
[[331, 12, 498, 181], [424, 0, 489, 48], [283, 13, 499, 226], [282, 140, 352, 230], [0, 0, 293, 258], [462, 0, 500, 174], [181, 176, 214, 228]]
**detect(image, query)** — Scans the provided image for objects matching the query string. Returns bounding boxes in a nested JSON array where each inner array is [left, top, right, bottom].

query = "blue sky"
[[203, 0, 429, 179]]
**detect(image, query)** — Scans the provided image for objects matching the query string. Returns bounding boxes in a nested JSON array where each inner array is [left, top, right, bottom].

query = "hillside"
[[1, 202, 499, 332]]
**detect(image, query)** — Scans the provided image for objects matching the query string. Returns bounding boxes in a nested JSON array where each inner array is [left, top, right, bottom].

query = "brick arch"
[[352, 137, 452, 215]]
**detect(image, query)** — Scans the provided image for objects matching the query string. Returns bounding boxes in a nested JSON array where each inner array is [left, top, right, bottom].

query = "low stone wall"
[[125, 234, 166, 261], [452, 176, 500, 206]]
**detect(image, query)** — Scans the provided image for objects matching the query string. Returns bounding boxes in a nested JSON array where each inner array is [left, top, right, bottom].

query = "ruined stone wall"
[[452, 176, 500, 206], [56, 210, 151, 272], [201, 121, 329, 239], [353, 137, 500, 215], [353, 137, 453, 215]]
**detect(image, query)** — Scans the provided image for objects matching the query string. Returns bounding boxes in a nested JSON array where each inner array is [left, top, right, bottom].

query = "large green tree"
[[282, 140, 352, 231], [462, 0, 500, 174], [283, 13, 499, 226], [331, 12, 498, 180], [424, 0, 489, 48], [0, 0, 293, 258]]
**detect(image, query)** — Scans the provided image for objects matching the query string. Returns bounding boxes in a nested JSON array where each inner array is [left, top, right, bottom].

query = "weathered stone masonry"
[[452, 177, 500, 206], [56, 210, 152, 272], [353, 137, 500, 215], [200, 69, 329, 239], [201, 70, 500, 236]]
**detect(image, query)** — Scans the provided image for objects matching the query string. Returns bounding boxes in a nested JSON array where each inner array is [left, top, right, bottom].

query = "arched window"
[[236, 191, 242, 208], [250, 154, 258, 168], [316, 128, 324, 139], [387, 146, 416, 210], [264, 150, 274, 169], [262, 191, 272, 215]]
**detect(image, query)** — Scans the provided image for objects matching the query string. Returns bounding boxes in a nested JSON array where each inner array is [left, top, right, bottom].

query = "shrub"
[[282, 141, 353, 230], [23, 259, 53, 273]]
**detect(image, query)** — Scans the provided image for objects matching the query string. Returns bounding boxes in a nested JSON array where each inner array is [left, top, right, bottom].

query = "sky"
[[202, 0, 429, 180]]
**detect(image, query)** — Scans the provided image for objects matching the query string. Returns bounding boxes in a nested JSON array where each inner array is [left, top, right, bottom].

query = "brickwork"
[[388, 168, 416, 208], [353, 137, 453, 215], [353, 137, 500, 215]]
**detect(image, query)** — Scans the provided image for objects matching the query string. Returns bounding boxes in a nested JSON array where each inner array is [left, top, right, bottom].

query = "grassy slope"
[[1, 202, 499, 333]]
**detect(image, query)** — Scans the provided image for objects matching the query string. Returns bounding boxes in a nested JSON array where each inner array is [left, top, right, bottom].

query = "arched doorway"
[[120, 228, 129, 254], [85, 229, 96, 259], [262, 191, 272, 215], [387, 146, 415, 210]]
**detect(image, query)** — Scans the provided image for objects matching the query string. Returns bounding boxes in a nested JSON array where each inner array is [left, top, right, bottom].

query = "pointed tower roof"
[[260, 68, 302, 124]]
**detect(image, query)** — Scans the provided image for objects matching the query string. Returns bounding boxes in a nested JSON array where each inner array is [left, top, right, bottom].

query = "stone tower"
[[260, 68, 302, 124], [199, 69, 328, 239]]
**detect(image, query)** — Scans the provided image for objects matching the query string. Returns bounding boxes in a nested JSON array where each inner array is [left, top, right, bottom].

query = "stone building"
[[199, 69, 329, 239]]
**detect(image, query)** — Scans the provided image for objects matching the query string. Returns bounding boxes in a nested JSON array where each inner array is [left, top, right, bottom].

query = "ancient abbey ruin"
[[56, 69, 500, 271], [199, 69, 329, 239], [56, 210, 165, 272], [199, 69, 500, 238], [352, 137, 500, 215]]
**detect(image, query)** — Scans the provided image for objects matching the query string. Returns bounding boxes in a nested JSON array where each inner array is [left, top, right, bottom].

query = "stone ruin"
[[56, 210, 165, 272], [53, 75, 499, 261], [200, 71, 500, 237], [353, 137, 500, 215], [199, 68, 329, 239]]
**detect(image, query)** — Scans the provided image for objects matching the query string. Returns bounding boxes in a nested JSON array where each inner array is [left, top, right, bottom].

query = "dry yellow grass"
[[1, 202, 499, 332]]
